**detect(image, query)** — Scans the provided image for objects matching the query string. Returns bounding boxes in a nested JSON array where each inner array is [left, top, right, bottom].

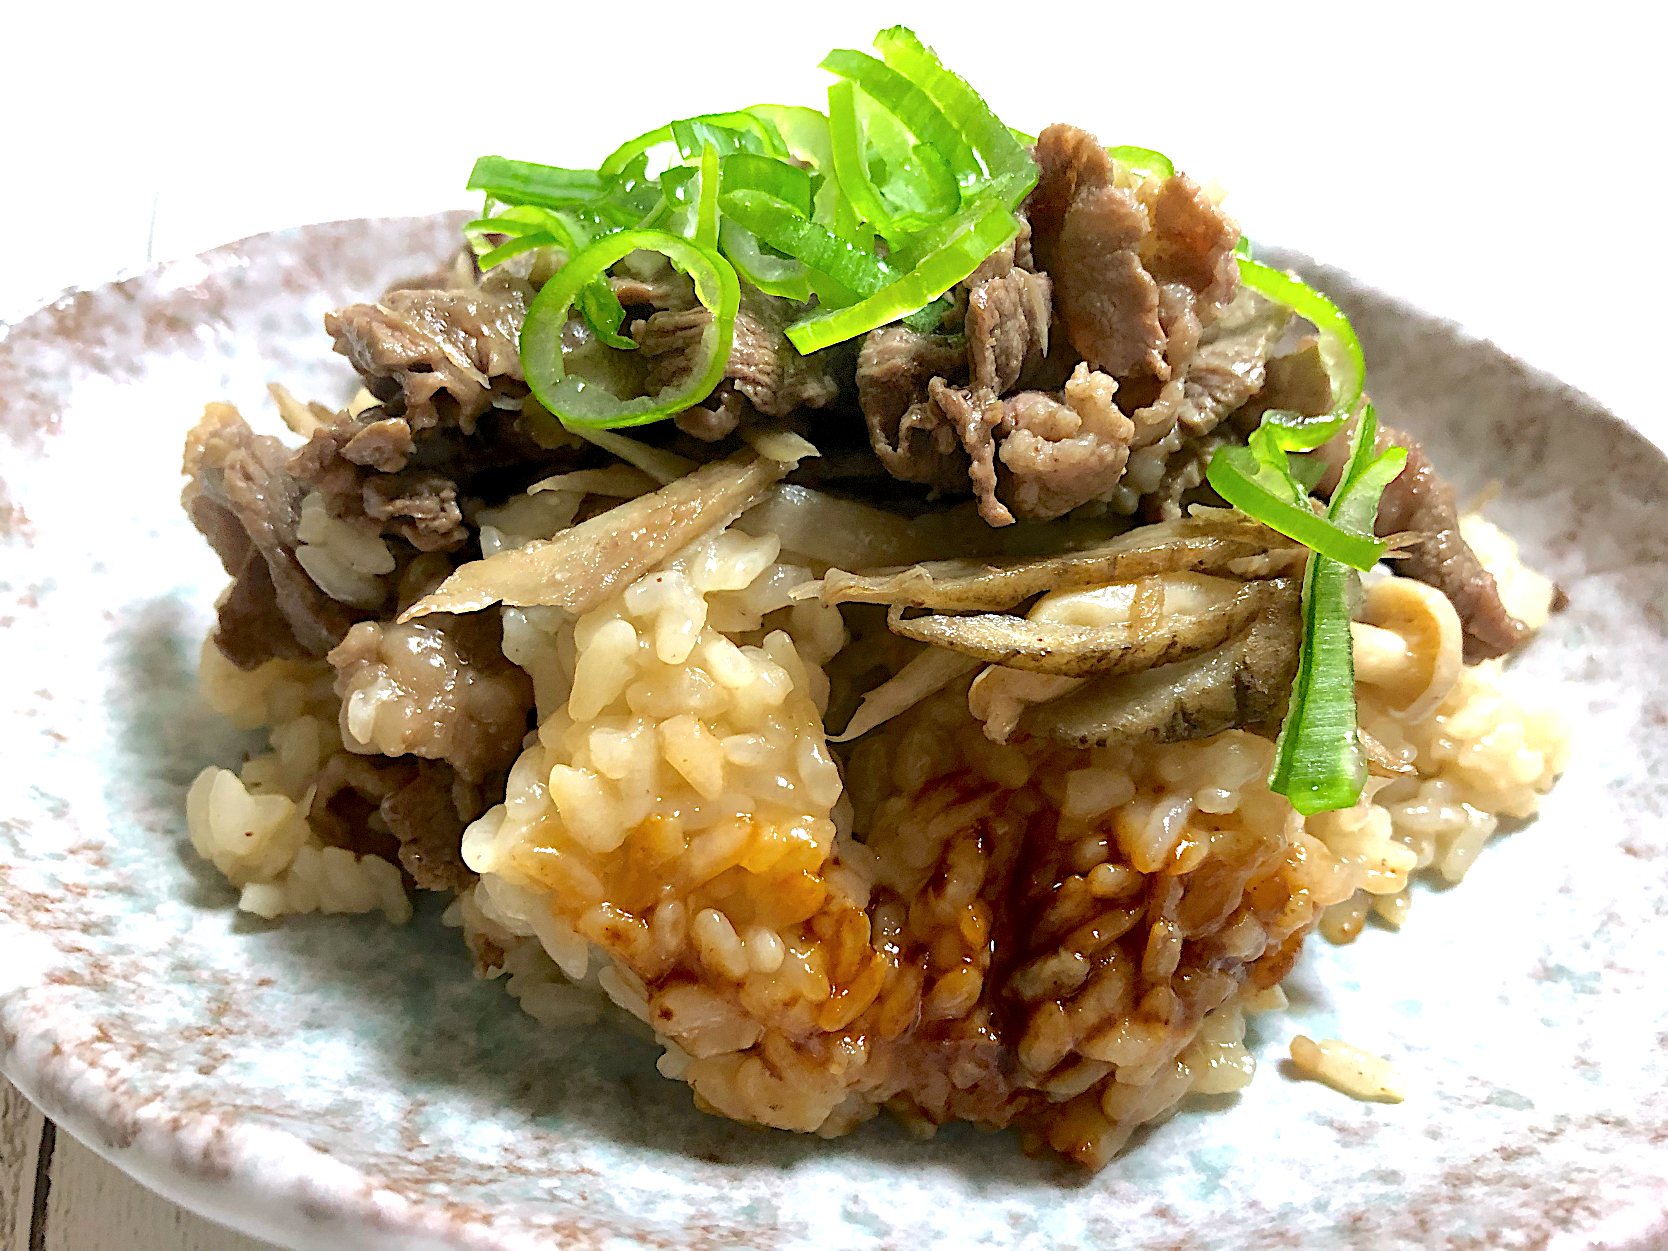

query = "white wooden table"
[[0, 2, 1660, 1246]]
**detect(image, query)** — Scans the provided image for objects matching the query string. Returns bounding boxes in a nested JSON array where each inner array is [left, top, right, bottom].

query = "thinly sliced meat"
[[329, 611, 533, 783], [325, 280, 528, 435], [726, 288, 845, 417], [1178, 293, 1294, 436], [362, 472, 467, 553], [1029, 124, 1165, 379], [307, 752, 477, 892], [1143, 175, 1241, 319], [632, 288, 844, 420], [996, 364, 1134, 521], [1318, 422, 1530, 661], [966, 267, 1052, 393], [379, 760, 477, 893], [857, 325, 970, 491], [182, 403, 365, 668], [674, 380, 756, 442], [1052, 181, 1165, 378], [926, 381, 1009, 525], [633, 306, 712, 394]]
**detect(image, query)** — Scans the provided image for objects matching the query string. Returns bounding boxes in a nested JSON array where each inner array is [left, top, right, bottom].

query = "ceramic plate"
[[1, 217, 1664, 1251]]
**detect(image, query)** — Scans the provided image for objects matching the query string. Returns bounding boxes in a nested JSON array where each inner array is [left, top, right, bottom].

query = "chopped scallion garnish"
[[1267, 406, 1406, 815]]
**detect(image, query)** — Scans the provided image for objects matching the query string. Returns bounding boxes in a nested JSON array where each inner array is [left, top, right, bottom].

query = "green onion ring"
[[1236, 258, 1365, 417], [1105, 145, 1175, 179], [520, 229, 738, 429]]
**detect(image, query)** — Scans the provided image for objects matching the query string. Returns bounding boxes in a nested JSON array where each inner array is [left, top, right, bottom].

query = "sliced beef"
[[1142, 175, 1241, 319], [856, 325, 970, 491], [1318, 422, 1530, 661], [632, 305, 712, 394], [307, 752, 477, 893], [379, 760, 478, 893], [1179, 293, 1294, 437], [995, 364, 1134, 521], [328, 611, 534, 783], [362, 472, 467, 552], [1231, 336, 1334, 434], [674, 380, 756, 442], [966, 267, 1052, 393], [325, 278, 529, 436], [633, 288, 844, 420], [182, 404, 366, 668], [1045, 165, 1165, 376], [1027, 124, 1241, 386], [611, 266, 697, 313], [726, 289, 845, 417], [925, 380, 1008, 525], [1139, 431, 1231, 522]]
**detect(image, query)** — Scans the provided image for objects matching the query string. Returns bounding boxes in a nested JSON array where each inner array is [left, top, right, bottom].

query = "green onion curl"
[[520, 230, 738, 429]]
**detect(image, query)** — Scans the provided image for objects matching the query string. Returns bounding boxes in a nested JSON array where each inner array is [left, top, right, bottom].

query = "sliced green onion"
[[719, 218, 812, 303], [743, 104, 841, 226], [1105, 145, 1175, 179], [719, 152, 815, 217], [872, 26, 1033, 184], [1270, 548, 1362, 815], [881, 174, 1026, 272], [466, 157, 606, 207], [1236, 258, 1365, 417], [521, 229, 738, 429], [694, 144, 720, 249], [826, 80, 905, 237], [857, 94, 961, 229], [475, 232, 560, 270], [600, 111, 786, 178], [819, 47, 980, 185], [719, 188, 895, 300], [466, 205, 594, 252], [1205, 443, 1386, 570], [786, 200, 1018, 353], [576, 281, 635, 351], [1267, 406, 1406, 815]]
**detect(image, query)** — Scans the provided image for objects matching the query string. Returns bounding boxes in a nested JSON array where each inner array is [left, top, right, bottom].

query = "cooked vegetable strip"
[[886, 578, 1290, 678], [401, 450, 799, 620], [520, 229, 738, 429], [1267, 407, 1408, 815]]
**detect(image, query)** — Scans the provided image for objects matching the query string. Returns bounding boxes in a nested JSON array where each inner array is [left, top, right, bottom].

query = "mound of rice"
[[187, 479, 1569, 1166]]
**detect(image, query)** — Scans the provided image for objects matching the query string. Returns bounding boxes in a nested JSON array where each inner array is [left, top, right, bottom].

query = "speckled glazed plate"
[[1, 217, 1665, 1251]]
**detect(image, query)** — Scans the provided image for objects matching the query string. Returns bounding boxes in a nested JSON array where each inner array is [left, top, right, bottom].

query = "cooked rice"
[[1289, 1035, 1406, 1103], [186, 467, 1570, 1160]]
